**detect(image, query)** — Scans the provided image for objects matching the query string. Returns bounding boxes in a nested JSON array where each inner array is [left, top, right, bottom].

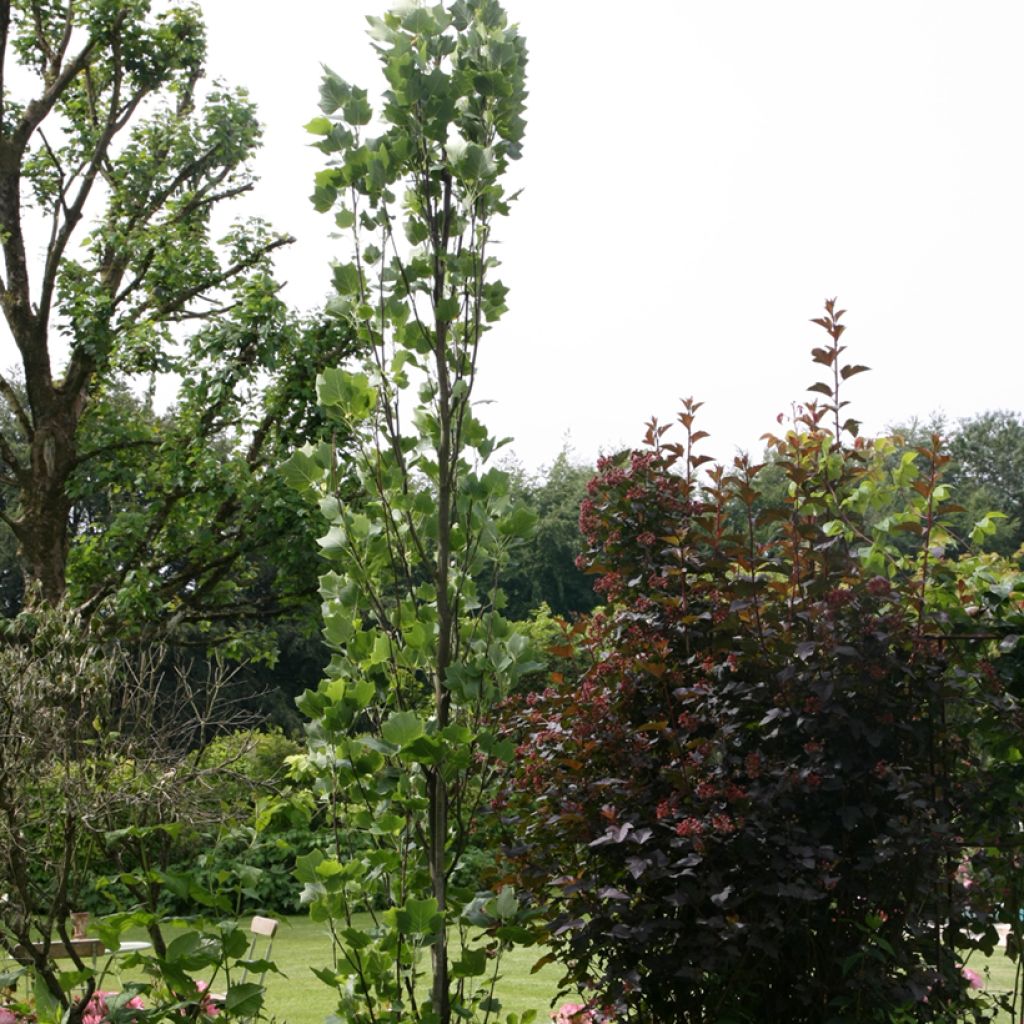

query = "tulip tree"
[[283, 4, 536, 1023]]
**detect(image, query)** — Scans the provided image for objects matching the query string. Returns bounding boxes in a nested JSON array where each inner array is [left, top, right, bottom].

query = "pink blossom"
[[193, 980, 219, 1017], [81, 990, 145, 1024], [552, 1004, 593, 1024], [961, 965, 983, 990], [710, 813, 736, 835], [0, 1008, 21, 1024]]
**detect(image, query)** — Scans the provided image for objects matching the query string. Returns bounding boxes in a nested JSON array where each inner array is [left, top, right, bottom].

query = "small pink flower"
[[0, 1009, 20, 1024], [194, 980, 219, 1017], [962, 965, 983, 990], [552, 1005, 593, 1024]]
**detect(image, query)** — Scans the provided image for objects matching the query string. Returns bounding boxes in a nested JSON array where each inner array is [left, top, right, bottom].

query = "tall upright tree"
[[503, 450, 599, 620], [285, 3, 535, 1022], [0, 1, 293, 607], [946, 410, 1024, 555]]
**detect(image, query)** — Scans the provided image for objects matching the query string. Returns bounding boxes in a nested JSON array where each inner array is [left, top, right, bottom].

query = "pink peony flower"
[[0, 1008, 20, 1024]]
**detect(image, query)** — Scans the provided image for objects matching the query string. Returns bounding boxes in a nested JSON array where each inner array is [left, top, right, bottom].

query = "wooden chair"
[[210, 915, 279, 1011], [239, 915, 278, 985]]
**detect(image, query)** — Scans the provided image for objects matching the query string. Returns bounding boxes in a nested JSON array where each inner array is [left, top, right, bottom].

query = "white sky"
[[25, 2, 1024, 471]]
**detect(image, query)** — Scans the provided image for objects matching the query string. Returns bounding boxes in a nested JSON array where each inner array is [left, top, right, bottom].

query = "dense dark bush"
[[502, 304, 1024, 1023]]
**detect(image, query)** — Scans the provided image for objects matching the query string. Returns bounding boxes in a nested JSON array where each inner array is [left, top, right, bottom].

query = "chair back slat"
[[249, 916, 278, 937]]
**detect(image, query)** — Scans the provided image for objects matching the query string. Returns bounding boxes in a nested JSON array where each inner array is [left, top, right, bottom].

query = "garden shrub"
[[0, 611, 287, 1023], [502, 303, 1024, 1023], [87, 731, 316, 917]]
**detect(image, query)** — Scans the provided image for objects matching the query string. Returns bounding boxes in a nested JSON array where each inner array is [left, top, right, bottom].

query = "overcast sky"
[[39, 3, 1024, 471]]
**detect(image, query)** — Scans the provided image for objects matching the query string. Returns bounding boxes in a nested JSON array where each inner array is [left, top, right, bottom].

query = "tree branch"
[[30, 1, 57, 74], [14, 10, 123, 147], [0, 4, 11, 128], [72, 435, 159, 469], [0, 426, 26, 480], [75, 486, 185, 619], [143, 234, 294, 321], [37, 36, 135, 330], [0, 13, 121, 398], [0, 370, 31, 438], [61, 234, 294, 406]]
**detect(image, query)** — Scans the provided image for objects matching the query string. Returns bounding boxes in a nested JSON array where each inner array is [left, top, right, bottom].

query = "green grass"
[[115, 915, 564, 1024], [258, 916, 561, 1024], [264, 916, 565, 1024], [968, 944, 1023, 1023], [101, 918, 1024, 1024]]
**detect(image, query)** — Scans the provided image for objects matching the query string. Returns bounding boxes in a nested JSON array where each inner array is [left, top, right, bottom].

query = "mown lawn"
[[255, 915, 564, 1024], [969, 943, 1023, 1023], [115, 914, 564, 1024], [250, 923, 1024, 1024], [107, 916, 1024, 1024]]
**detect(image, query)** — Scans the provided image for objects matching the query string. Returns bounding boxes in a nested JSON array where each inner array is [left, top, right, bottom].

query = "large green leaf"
[[319, 67, 351, 113], [224, 982, 264, 1018], [294, 849, 326, 884], [396, 896, 443, 935], [317, 368, 376, 420], [280, 448, 325, 492], [381, 710, 425, 748], [452, 947, 488, 978]]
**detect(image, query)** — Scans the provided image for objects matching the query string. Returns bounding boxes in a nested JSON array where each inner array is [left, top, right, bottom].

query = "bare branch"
[[170, 179, 253, 224], [52, 4, 74, 81], [161, 301, 237, 323], [109, 246, 155, 310]]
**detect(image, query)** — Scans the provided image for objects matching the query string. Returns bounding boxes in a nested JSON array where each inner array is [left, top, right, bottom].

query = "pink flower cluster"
[[2, 982, 220, 1024], [961, 966, 983, 990], [551, 1004, 594, 1024], [82, 991, 145, 1024], [189, 980, 220, 1018]]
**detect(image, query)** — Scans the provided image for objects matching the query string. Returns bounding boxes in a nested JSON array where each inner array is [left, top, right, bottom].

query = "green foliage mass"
[[946, 411, 1024, 556], [502, 452, 599, 621], [0, 0, 363, 665], [0, 606, 292, 1024]]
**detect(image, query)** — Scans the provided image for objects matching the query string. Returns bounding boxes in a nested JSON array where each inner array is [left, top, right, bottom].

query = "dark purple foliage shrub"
[[501, 303, 1024, 1023]]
